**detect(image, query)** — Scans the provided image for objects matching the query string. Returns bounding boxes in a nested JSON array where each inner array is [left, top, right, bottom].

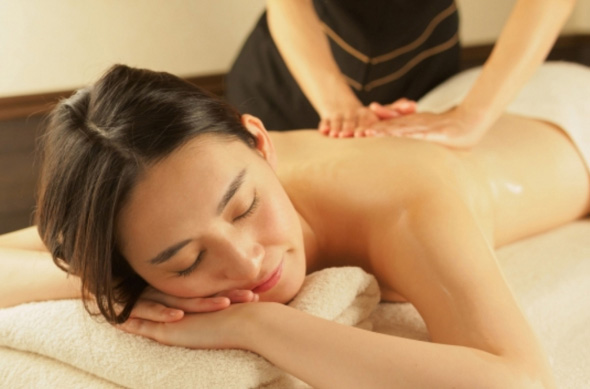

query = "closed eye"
[[177, 192, 258, 278], [234, 191, 259, 221], [177, 250, 205, 277]]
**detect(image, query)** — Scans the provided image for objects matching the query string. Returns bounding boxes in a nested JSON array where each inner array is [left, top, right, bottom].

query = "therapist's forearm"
[[266, 0, 360, 116], [458, 0, 576, 133]]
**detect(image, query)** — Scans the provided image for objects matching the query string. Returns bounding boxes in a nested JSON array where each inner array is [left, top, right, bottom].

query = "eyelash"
[[235, 191, 259, 221], [177, 192, 260, 278], [177, 250, 205, 277]]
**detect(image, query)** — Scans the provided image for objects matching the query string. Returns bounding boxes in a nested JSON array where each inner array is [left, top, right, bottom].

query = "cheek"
[[131, 263, 214, 298], [257, 191, 299, 242], [146, 274, 216, 298]]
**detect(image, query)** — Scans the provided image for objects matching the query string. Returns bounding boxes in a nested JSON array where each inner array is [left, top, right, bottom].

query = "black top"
[[226, 0, 460, 130]]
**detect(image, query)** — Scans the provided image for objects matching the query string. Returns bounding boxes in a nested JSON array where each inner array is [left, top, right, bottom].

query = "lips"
[[251, 260, 284, 294]]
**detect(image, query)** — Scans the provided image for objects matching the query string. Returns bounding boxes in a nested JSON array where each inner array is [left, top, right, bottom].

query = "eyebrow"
[[148, 239, 192, 265], [217, 168, 247, 216], [147, 168, 247, 265]]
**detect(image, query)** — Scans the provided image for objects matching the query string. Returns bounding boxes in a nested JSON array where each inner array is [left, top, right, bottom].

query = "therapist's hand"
[[363, 105, 486, 149], [318, 106, 380, 138], [318, 98, 417, 138], [127, 286, 259, 323]]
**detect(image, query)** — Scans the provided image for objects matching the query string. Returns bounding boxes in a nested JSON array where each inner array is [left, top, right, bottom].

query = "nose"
[[216, 230, 264, 281]]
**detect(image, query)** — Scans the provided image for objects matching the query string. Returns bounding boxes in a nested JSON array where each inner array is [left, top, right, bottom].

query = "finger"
[[353, 127, 366, 138], [369, 102, 400, 120], [117, 318, 163, 343], [363, 129, 386, 138], [216, 289, 257, 304], [402, 130, 451, 144], [414, 131, 468, 148], [180, 296, 231, 313], [318, 118, 330, 134], [340, 117, 356, 137], [328, 116, 343, 137], [387, 98, 417, 115], [141, 287, 233, 313], [384, 124, 430, 136], [130, 300, 184, 322]]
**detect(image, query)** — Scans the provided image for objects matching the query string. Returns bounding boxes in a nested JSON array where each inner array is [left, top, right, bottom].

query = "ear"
[[241, 114, 278, 169]]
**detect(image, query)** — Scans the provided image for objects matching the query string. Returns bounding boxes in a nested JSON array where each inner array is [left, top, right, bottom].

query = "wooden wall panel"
[[0, 117, 42, 234]]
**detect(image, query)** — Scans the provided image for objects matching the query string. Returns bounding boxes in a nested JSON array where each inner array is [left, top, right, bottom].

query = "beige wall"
[[0, 0, 266, 97], [1, 0, 588, 98], [456, 0, 588, 45]]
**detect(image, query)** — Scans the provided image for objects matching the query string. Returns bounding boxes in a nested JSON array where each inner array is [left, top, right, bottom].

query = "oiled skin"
[[271, 114, 589, 279]]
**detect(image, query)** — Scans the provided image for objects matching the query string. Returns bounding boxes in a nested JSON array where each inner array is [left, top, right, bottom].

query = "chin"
[[263, 263, 306, 304]]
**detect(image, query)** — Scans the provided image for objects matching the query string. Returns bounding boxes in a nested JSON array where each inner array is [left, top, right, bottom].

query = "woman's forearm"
[[458, 0, 576, 133], [0, 247, 81, 308], [266, 0, 361, 116], [241, 303, 550, 389]]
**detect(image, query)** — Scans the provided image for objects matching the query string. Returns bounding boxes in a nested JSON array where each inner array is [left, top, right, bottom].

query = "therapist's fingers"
[[387, 98, 417, 115], [369, 102, 401, 120], [328, 115, 344, 137], [369, 99, 417, 119], [319, 118, 331, 134], [354, 109, 380, 136], [319, 107, 380, 138], [338, 116, 358, 137]]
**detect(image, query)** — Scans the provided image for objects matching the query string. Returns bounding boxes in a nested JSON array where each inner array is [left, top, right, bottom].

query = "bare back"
[[271, 114, 590, 252]]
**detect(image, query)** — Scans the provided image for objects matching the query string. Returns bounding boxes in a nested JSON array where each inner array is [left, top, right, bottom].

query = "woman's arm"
[[245, 189, 553, 387], [0, 226, 81, 308], [366, 0, 576, 148], [120, 185, 555, 388], [266, 0, 380, 135]]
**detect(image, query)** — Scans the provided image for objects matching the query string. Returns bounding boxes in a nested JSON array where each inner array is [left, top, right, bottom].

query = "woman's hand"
[[318, 98, 417, 138], [128, 286, 259, 323], [117, 302, 266, 350], [363, 106, 486, 149]]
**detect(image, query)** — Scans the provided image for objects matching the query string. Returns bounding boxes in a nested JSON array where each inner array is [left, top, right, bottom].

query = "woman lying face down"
[[37, 65, 313, 322], [33, 64, 590, 388]]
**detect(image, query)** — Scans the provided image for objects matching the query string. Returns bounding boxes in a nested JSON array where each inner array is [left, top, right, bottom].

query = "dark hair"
[[36, 64, 257, 323]]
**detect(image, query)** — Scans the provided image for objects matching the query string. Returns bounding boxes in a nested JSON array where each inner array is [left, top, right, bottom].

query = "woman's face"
[[117, 126, 306, 304]]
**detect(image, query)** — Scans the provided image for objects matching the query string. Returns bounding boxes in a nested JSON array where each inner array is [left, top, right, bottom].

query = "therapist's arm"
[[367, 0, 577, 148], [458, 0, 576, 139], [266, 0, 380, 135]]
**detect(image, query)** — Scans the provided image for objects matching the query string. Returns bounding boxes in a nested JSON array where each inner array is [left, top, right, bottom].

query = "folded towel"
[[0, 266, 380, 389]]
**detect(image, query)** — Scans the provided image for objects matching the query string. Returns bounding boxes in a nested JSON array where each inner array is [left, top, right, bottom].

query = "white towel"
[[0, 266, 380, 389]]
